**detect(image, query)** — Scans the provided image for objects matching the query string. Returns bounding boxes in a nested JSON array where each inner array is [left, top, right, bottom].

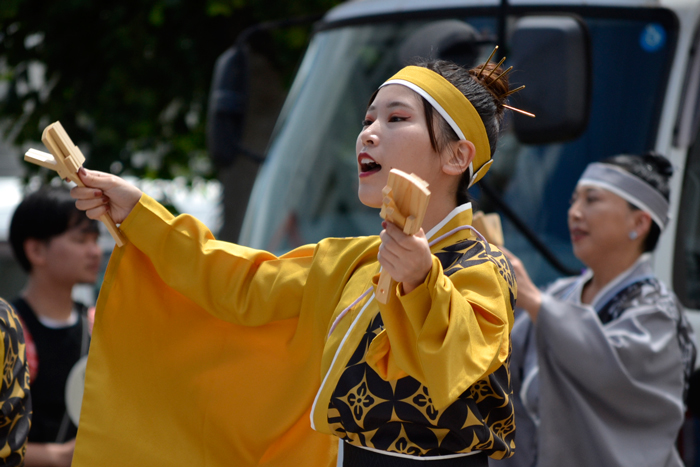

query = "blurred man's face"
[[42, 221, 102, 286]]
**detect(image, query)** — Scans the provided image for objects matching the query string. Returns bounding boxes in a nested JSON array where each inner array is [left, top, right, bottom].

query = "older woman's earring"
[[629, 231, 638, 240]]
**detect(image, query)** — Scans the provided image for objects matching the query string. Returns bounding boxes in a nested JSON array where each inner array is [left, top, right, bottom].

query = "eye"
[[362, 118, 373, 127], [73, 234, 89, 244], [389, 115, 408, 122]]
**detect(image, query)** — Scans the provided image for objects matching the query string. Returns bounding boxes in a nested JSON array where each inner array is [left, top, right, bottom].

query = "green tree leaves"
[[0, 0, 341, 181]]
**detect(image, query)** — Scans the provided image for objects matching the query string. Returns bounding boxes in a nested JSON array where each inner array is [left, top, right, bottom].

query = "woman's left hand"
[[378, 220, 433, 295]]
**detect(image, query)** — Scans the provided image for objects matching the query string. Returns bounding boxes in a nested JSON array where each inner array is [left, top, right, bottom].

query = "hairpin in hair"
[[490, 66, 513, 84], [477, 46, 499, 78], [504, 85, 525, 97], [501, 85, 534, 117], [475, 46, 535, 117], [486, 57, 507, 80], [503, 104, 535, 117]]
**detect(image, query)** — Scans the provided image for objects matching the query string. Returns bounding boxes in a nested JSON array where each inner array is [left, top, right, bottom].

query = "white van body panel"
[[326, 0, 668, 23]]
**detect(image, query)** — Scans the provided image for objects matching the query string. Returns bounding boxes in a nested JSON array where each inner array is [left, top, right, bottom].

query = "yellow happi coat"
[[72, 195, 516, 466]]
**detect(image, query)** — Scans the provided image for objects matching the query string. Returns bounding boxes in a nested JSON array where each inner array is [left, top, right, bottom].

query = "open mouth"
[[570, 228, 587, 242], [359, 154, 381, 174]]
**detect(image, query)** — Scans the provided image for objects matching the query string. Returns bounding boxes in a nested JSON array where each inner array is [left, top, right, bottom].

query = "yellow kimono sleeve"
[[120, 194, 321, 326], [367, 252, 514, 410], [73, 207, 337, 467]]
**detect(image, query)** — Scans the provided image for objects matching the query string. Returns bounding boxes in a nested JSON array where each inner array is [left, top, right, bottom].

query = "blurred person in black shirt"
[[9, 187, 101, 467]]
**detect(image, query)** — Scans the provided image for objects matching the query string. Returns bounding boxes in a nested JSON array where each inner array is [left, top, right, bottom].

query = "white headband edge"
[[577, 179, 666, 229]]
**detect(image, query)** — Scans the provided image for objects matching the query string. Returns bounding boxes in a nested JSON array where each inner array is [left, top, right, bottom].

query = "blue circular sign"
[[640, 23, 666, 53]]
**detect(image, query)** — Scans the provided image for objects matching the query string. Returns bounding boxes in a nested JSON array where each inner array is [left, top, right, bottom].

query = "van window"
[[675, 145, 700, 309]]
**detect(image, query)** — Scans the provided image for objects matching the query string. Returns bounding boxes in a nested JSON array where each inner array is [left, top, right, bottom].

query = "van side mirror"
[[509, 16, 591, 144], [207, 45, 249, 168]]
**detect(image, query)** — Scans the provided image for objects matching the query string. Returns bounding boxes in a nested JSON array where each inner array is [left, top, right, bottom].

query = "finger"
[[85, 205, 110, 220], [382, 220, 404, 238], [379, 241, 402, 264], [75, 197, 109, 212], [382, 222, 416, 250], [71, 186, 103, 200], [387, 222, 428, 246], [379, 229, 406, 258], [77, 167, 118, 190], [378, 233, 393, 261], [377, 245, 398, 272], [379, 228, 393, 245]]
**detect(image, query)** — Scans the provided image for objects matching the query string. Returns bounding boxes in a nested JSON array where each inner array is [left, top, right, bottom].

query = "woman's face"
[[356, 84, 446, 208], [568, 184, 641, 266]]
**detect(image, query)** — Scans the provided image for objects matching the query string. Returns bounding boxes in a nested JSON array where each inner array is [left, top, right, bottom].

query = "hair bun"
[[643, 151, 674, 177], [468, 62, 510, 119]]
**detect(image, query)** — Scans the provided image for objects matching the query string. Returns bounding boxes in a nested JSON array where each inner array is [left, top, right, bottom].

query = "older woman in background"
[[498, 153, 696, 467]]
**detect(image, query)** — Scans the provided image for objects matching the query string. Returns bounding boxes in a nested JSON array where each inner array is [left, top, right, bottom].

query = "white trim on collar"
[[569, 253, 652, 307], [425, 203, 472, 241], [589, 253, 652, 309]]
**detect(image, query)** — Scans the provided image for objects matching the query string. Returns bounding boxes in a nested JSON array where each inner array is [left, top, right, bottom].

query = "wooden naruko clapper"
[[24, 122, 126, 247], [376, 169, 431, 304]]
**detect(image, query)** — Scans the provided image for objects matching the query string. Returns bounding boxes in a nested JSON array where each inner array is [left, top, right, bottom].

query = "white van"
[[208, 0, 700, 339]]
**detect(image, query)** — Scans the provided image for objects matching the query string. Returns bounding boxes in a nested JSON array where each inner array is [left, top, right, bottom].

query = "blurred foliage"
[[0, 0, 342, 181]]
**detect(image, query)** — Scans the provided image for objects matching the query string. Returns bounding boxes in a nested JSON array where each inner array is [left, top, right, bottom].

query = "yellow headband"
[[380, 66, 493, 187]]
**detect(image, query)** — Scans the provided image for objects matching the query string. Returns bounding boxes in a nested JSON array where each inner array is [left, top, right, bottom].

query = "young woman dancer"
[[72, 59, 518, 466]]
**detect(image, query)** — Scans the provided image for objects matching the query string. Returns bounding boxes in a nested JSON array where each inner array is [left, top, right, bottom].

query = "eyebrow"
[[574, 186, 603, 197], [367, 101, 416, 112]]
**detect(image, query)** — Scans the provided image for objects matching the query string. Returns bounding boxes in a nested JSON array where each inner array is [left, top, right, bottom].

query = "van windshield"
[[240, 11, 675, 285]]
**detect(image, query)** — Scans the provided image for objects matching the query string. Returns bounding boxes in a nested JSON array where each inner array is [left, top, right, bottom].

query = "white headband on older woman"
[[577, 162, 669, 229]]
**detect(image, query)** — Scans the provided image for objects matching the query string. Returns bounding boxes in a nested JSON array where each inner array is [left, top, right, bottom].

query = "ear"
[[442, 140, 475, 176], [24, 238, 48, 269], [631, 210, 653, 240]]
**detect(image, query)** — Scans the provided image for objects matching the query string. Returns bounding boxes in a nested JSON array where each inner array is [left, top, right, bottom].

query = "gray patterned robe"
[[491, 254, 696, 467]]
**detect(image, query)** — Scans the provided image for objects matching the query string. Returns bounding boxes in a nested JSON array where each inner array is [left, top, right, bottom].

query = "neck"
[[582, 250, 642, 304], [21, 274, 75, 321], [421, 193, 460, 234]]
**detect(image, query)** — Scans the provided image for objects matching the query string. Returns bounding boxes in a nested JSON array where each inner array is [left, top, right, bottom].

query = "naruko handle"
[[74, 177, 126, 247], [98, 213, 126, 247], [376, 270, 394, 304]]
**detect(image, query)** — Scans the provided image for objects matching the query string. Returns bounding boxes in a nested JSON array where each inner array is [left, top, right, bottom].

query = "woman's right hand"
[[71, 168, 142, 224]]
